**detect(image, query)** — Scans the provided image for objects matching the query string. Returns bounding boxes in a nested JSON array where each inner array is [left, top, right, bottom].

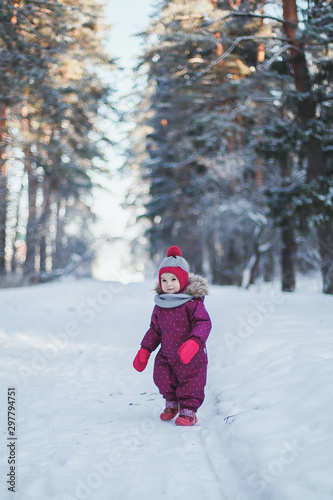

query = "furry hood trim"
[[155, 273, 209, 298]]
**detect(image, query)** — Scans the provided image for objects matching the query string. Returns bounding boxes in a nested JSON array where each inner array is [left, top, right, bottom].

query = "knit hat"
[[158, 246, 189, 292]]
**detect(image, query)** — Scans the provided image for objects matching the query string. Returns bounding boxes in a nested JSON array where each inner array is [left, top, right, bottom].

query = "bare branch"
[[197, 10, 296, 32], [185, 36, 289, 85], [258, 43, 304, 70], [25, 0, 79, 10]]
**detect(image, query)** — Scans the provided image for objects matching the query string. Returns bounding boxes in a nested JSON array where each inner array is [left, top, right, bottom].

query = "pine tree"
[[130, 0, 332, 292], [132, 0, 278, 283], [0, 0, 116, 284], [136, 0, 223, 272], [262, 0, 333, 293]]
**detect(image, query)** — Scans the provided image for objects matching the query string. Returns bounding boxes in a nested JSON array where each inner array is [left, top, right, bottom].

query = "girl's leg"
[[175, 362, 207, 412], [153, 351, 178, 402]]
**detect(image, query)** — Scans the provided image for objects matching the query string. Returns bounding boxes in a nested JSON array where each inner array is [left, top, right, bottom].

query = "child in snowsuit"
[[133, 246, 212, 426]]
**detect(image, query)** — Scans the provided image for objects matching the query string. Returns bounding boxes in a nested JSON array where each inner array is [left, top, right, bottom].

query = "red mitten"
[[133, 348, 150, 372], [177, 339, 199, 364]]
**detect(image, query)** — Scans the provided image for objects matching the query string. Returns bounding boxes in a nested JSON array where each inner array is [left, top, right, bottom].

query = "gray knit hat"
[[158, 246, 189, 290]]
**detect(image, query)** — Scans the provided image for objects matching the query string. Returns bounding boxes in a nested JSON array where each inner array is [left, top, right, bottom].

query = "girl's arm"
[[187, 299, 212, 346], [140, 306, 162, 352]]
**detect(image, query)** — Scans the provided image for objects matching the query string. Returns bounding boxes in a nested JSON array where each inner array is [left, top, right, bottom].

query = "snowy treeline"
[[0, 0, 116, 285], [127, 0, 333, 293]]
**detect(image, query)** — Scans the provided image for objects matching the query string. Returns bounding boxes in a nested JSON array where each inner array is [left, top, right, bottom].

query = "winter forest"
[[0, 0, 332, 292], [1, 2, 333, 500]]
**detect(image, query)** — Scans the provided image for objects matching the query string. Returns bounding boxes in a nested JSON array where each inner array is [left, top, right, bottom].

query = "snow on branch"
[[185, 35, 289, 85], [198, 11, 295, 31], [258, 43, 304, 70], [25, 0, 80, 10]]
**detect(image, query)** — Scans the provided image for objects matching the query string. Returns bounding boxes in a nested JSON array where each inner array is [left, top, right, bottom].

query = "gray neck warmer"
[[154, 293, 193, 308]]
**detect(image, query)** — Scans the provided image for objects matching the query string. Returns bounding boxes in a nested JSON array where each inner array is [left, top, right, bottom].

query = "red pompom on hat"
[[158, 246, 189, 292], [166, 246, 182, 257]]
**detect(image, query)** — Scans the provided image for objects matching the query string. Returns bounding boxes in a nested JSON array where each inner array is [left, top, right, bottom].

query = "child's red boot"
[[175, 409, 198, 426], [160, 401, 179, 421]]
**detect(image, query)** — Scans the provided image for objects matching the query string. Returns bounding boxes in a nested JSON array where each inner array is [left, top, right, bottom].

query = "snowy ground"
[[0, 274, 332, 500]]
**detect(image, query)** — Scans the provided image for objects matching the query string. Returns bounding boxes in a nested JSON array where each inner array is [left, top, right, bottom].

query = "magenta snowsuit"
[[141, 274, 212, 412]]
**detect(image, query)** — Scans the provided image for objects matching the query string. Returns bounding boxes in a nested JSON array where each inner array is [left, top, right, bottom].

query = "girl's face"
[[160, 273, 181, 294]]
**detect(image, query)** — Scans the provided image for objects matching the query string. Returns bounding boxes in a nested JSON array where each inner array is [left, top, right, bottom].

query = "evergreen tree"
[[132, 0, 278, 284], [0, 0, 117, 284], [131, 0, 333, 293], [262, 0, 333, 293]]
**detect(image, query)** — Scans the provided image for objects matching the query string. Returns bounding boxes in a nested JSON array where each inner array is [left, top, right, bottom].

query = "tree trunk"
[[40, 236, 47, 275], [182, 229, 204, 276], [317, 225, 333, 294], [263, 249, 275, 282], [22, 105, 40, 282], [282, 0, 332, 294], [10, 171, 25, 272], [0, 105, 8, 275], [38, 176, 53, 279], [53, 195, 66, 271], [24, 164, 39, 280], [280, 150, 296, 291], [0, 170, 8, 276], [282, 0, 313, 95], [0, 175, 8, 276], [281, 220, 296, 292], [207, 230, 224, 284], [244, 225, 263, 288]]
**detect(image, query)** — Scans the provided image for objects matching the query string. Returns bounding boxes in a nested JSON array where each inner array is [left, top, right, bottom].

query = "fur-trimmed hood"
[[155, 273, 209, 298]]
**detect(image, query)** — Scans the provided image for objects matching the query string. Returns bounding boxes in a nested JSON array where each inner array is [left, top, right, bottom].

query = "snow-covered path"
[[0, 276, 332, 500]]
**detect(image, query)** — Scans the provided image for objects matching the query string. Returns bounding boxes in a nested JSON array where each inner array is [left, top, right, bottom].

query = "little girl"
[[133, 246, 212, 426]]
